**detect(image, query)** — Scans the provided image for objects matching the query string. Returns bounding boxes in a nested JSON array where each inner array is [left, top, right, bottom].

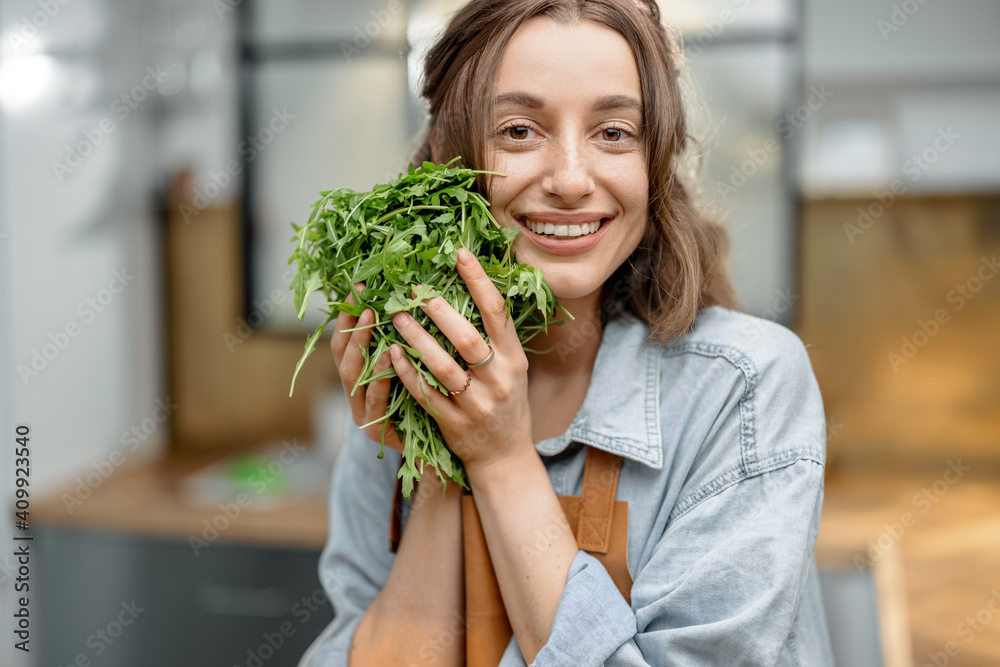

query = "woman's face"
[[486, 17, 649, 304]]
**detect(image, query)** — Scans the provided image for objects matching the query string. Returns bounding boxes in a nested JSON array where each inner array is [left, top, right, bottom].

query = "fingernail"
[[392, 312, 407, 330], [458, 248, 473, 266], [390, 345, 402, 361]]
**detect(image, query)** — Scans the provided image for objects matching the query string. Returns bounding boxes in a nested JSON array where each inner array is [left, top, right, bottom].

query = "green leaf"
[[286, 160, 565, 498], [289, 312, 336, 397]]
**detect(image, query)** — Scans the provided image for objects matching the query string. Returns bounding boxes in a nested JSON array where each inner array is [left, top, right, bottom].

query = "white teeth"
[[524, 219, 602, 238]]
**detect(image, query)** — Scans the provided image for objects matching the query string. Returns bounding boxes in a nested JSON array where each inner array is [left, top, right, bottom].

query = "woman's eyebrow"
[[494, 92, 641, 113], [495, 92, 543, 109], [592, 95, 641, 112]]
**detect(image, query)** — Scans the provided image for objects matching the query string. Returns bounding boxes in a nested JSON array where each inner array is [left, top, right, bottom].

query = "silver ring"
[[468, 344, 495, 369], [449, 370, 472, 396]]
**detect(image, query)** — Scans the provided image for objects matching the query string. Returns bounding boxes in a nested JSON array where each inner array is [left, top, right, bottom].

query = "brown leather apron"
[[390, 446, 632, 667]]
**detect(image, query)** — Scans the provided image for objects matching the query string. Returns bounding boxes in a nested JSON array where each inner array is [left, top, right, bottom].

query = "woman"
[[302, 0, 833, 665]]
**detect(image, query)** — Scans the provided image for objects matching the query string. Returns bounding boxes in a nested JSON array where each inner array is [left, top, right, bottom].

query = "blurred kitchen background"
[[0, 0, 998, 665]]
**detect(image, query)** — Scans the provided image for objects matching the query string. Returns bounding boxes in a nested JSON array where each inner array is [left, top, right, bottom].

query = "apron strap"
[[576, 447, 623, 553], [388, 447, 627, 667], [392, 446, 622, 553]]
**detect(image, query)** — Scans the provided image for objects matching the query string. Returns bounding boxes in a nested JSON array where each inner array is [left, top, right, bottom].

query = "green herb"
[[288, 159, 567, 498]]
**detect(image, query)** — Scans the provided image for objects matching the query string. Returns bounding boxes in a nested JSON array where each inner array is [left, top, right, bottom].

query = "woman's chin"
[[544, 278, 605, 307]]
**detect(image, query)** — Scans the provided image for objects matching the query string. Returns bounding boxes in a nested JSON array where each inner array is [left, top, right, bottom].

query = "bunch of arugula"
[[288, 159, 567, 498]]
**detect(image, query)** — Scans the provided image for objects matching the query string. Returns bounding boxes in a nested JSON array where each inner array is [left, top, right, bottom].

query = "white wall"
[[0, 1, 236, 660], [0, 0, 237, 488], [805, 0, 1000, 84], [800, 0, 1000, 195], [0, 68, 23, 666]]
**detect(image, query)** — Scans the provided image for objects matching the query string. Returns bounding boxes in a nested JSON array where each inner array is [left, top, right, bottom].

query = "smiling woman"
[[415, 0, 738, 342], [300, 1, 833, 666]]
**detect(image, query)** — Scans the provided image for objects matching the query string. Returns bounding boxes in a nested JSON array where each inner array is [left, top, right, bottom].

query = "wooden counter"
[[32, 453, 329, 550], [819, 462, 1000, 666]]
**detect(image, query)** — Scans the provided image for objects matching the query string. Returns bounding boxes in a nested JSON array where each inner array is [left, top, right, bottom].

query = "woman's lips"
[[515, 215, 614, 256]]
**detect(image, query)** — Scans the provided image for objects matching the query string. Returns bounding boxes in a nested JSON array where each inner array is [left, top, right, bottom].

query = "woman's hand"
[[388, 248, 535, 475], [330, 283, 404, 454]]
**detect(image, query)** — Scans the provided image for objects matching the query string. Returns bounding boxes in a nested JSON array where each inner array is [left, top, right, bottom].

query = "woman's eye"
[[601, 127, 627, 142], [503, 125, 531, 140]]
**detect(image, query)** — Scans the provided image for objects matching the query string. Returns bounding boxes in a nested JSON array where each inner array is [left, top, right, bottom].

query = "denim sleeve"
[[509, 461, 824, 667], [511, 325, 828, 667], [298, 426, 400, 667]]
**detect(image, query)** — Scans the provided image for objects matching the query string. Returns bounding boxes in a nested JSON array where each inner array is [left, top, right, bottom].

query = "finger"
[[416, 287, 492, 370], [389, 343, 457, 420], [331, 282, 365, 364], [455, 248, 517, 354], [365, 351, 394, 423], [392, 310, 471, 394], [363, 352, 405, 454], [340, 308, 374, 423]]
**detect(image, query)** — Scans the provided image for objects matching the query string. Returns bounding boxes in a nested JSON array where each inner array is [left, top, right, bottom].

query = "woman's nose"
[[541, 142, 595, 204]]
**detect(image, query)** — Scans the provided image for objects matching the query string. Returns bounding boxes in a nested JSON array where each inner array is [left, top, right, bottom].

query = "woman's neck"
[[525, 289, 604, 380]]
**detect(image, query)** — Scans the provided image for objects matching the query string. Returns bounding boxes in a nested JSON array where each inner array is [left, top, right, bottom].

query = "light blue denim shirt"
[[301, 305, 834, 666]]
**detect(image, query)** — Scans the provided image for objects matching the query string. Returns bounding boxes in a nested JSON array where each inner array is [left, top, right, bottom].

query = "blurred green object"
[[227, 453, 289, 495]]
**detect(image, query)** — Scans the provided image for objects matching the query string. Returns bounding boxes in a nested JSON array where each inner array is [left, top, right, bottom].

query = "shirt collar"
[[533, 316, 663, 470]]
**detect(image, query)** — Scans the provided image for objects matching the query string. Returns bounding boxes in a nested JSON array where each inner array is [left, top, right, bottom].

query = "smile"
[[514, 213, 615, 256], [521, 218, 601, 236], [521, 217, 602, 238]]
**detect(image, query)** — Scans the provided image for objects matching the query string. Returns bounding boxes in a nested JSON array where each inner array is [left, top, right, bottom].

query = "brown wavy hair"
[[412, 0, 738, 343]]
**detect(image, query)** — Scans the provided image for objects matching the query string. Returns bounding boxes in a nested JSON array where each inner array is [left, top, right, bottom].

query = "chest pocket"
[[391, 446, 631, 667]]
